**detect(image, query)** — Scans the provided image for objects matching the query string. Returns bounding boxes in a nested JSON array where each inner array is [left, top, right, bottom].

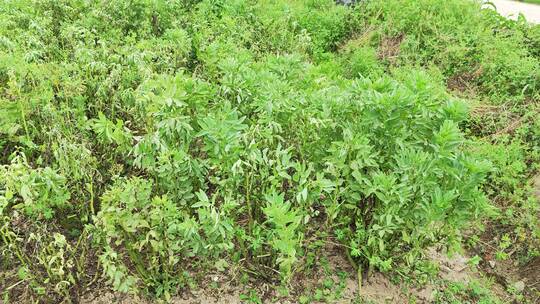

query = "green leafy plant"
[[262, 190, 302, 281], [92, 177, 236, 298], [0, 154, 70, 220]]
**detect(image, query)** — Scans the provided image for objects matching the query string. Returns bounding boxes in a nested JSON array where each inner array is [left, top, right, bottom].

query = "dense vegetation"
[[0, 0, 538, 302]]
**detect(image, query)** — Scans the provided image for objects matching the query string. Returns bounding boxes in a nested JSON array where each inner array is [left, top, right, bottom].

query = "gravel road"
[[489, 0, 540, 23]]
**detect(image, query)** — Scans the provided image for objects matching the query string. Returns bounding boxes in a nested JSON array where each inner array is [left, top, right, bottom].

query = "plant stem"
[[245, 172, 253, 232], [18, 99, 30, 143], [357, 264, 362, 296], [88, 182, 95, 215]]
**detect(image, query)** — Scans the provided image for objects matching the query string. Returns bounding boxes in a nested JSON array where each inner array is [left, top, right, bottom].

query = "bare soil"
[[78, 245, 504, 304]]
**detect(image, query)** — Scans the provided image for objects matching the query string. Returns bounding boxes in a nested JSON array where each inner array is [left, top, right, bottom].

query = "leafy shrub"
[[262, 190, 303, 281], [342, 46, 383, 78], [0, 154, 70, 220], [292, 0, 350, 56], [92, 178, 236, 298], [321, 71, 492, 272]]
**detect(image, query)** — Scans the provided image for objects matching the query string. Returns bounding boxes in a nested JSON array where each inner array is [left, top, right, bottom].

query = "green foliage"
[[0, 0, 537, 302], [0, 154, 70, 220], [470, 131, 540, 260], [290, 0, 350, 56], [323, 71, 493, 272], [342, 46, 383, 78], [92, 177, 236, 297], [357, 0, 540, 103], [435, 278, 502, 304], [90, 112, 133, 152], [0, 152, 80, 301], [262, 190, 302, 281]]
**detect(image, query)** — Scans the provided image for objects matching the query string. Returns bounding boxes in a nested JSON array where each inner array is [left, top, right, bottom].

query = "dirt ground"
[[77, 245, 492, 304]]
